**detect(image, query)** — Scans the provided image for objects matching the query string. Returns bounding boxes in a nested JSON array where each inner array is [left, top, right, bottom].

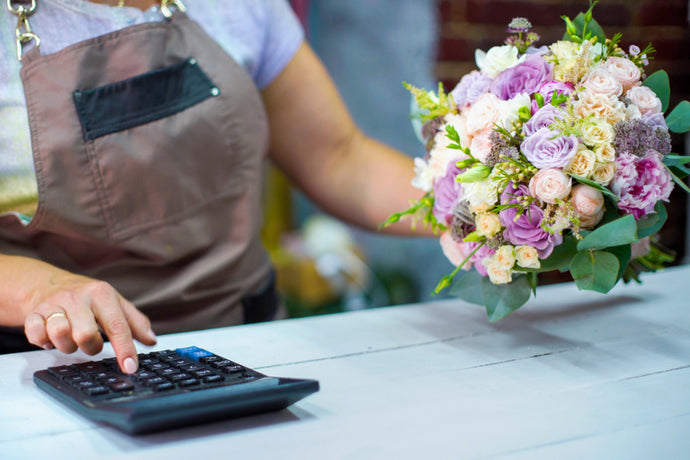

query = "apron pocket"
[[73, 57, 218, 141]]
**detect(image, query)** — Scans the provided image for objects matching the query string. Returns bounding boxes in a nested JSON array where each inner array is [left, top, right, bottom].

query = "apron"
[[0, 4, 278, 350]]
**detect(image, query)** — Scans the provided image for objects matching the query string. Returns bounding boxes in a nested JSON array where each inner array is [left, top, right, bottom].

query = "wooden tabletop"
[[1, 265, 689, 459]]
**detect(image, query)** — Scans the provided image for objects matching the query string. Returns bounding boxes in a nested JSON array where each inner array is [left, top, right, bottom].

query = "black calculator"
[[33, 346, 319, 435]]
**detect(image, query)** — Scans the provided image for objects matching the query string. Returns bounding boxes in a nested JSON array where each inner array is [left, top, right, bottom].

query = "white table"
[[2, 266, 689, 459]]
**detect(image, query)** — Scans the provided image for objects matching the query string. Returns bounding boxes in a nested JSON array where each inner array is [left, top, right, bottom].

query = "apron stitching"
[[83, 140, 116, 240]]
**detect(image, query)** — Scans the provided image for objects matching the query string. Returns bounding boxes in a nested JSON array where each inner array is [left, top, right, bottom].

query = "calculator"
[[33, 346, 319, 435]]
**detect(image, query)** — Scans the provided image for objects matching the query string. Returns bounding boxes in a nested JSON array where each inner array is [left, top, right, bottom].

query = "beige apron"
[[0, 6, 277, 349]]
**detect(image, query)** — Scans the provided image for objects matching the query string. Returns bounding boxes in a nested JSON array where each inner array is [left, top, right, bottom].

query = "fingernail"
[[147, 328, 157, 343], [123, 357, 137, 374], [43, 344, 54, 350]]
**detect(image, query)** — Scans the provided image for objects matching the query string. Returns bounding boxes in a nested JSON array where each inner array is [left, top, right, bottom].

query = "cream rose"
[[595, 143, 616, 163], [590, 162, 616, 186], [529, 168, 572, 204], [570, 184, 605, 227], [581, 120, 615, 147], [581, 67, 623, 98], [515, 245, 541, 269], [475, 45, 524, 79], [626, 86, 662, 115], [466, 93, 501, 136], [484, 259, 513, 284], [494, 245, 517, 270], [565, 147, 596, 178], [604, 56, 641, 91], [475, 212, 502, 238], [574, 90, 626, 125]]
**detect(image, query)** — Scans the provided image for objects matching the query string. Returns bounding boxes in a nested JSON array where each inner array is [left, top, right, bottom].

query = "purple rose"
[[523, 105, 567, 137], [531, 80, 574, 112], [610, 150, 674, 219], [641, 111, 668, 131], [433, 163, 463, 224], [498, 183, 562, 258], [521, 127, 579, 169], [490, 55, 553, 101], [450, 70, 492, 108]]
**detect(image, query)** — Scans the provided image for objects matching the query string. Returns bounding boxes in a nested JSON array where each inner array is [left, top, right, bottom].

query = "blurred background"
[[264, 0, 690, 318]]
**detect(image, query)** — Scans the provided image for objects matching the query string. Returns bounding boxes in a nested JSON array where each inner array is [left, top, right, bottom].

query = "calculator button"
[[167, 373, 190, 382], [144, 377, 166, 386], [154, 382, 175, 392], [47, 365, 79, 379], [203, 374, 224, 383], [178, 378, 200, 387], [85, 386, 110, 396], [110, 381, 135, 392]]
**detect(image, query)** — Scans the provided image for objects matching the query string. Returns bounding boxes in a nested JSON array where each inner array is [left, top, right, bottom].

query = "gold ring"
[[45, 311, 67, 324]]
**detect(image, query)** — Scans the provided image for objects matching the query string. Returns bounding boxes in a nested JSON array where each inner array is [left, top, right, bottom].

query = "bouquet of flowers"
[[383, 2, 690, 321]]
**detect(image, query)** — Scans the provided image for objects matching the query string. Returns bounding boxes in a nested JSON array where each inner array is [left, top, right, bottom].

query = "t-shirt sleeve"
[[254, 0, 305, 89]]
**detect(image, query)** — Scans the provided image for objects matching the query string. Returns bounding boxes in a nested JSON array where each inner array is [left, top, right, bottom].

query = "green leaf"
[[481, 275, 532, 322], [664, 154, 690, 178], [636, 201, 667, 239], [570, 175, 619, 202], [563, 12, 606, 43], [606, 244, 632, 281], [666, 100, 690, 133], [570, 250, 620, 293], [448, 271, 532, 321], [520, 235, 578, 272], [667, 166, 690, 194], [448, 270, 485, 305], [643, 71, 671, 113], [577, 215, 638, 251]]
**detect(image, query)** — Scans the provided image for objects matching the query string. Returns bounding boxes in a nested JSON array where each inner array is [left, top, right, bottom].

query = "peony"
[[521, 127, 579, 169], [498, 183, 563, 258], [626, 86, 662, 115], [490, 54, 553, 101], [515, 245, 540, 269], [529, 168, 572, 204], [570, 184, 605, 228], [611, 150, 674, 219], [475, 44, 525, 79], [604, 56, 641, 91]]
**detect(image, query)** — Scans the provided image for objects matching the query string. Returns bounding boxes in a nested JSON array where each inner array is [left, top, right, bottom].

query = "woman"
[[0, 0, 425, 373]]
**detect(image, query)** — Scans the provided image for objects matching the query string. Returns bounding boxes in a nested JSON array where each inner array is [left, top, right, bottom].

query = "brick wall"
[[435, 0, 690, 275]]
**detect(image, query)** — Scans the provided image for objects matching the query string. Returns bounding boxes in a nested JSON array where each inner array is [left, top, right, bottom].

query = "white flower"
[[461, 178, 499, 212], [411, 157, 433, 192], [497, 92, 531, 131], [483, 259, 513, 284], [475, 45, 525, 79], [494, 245, 517, 270]]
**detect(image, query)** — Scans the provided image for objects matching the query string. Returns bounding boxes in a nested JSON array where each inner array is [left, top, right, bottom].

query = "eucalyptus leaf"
[[643, 71, 670, 112], [522, 235, 578, 272], [606, 244, 632, 281], [577, 215, 638, 251], [668, 166, 690, 194], [563, 12, 606, 43], [570, 250, 620, 293], [666, 100, 690, 133], [636, 202, 667, 239], [664, 154, 690, 178], [481, 275, 532, 322], [448, 270, 485, 305]]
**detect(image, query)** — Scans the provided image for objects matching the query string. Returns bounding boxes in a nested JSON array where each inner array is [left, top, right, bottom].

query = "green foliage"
[[643, 71, 670, 112], [449, 271, 533, 322], [665, 100, 690, 133], [636, 202, 667, 239], [562, 1, 607, 44], [379, 194, 444, 233], [570, 250, 619, 293], [404, 81, 454, 122], [577, 215, 638, 251]]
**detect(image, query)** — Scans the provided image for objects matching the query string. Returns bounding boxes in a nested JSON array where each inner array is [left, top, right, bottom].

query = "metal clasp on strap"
[[160, 0, 186, 19], [6, 0, 40, 61]]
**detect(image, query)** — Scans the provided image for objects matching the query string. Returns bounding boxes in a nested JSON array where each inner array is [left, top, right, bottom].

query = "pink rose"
[[570, 184, 604, 228], [465, 93, 500, 136], [604, 56, 641, 91], [581, 67, 623, 98], [439, 232, 473, 269], [626, 86, 662, 115], [528, 168, 572, 204], [470, 128, 494, 163]]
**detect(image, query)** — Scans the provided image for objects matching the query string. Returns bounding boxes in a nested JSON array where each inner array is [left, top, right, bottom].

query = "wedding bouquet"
[[384, 2, 690, 321]]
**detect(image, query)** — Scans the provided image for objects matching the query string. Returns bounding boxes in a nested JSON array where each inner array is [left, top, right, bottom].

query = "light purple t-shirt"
[[0, 0, 304, 217]]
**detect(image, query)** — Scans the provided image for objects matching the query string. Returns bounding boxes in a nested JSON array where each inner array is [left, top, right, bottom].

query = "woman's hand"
[[0, 255, 156, 374]]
